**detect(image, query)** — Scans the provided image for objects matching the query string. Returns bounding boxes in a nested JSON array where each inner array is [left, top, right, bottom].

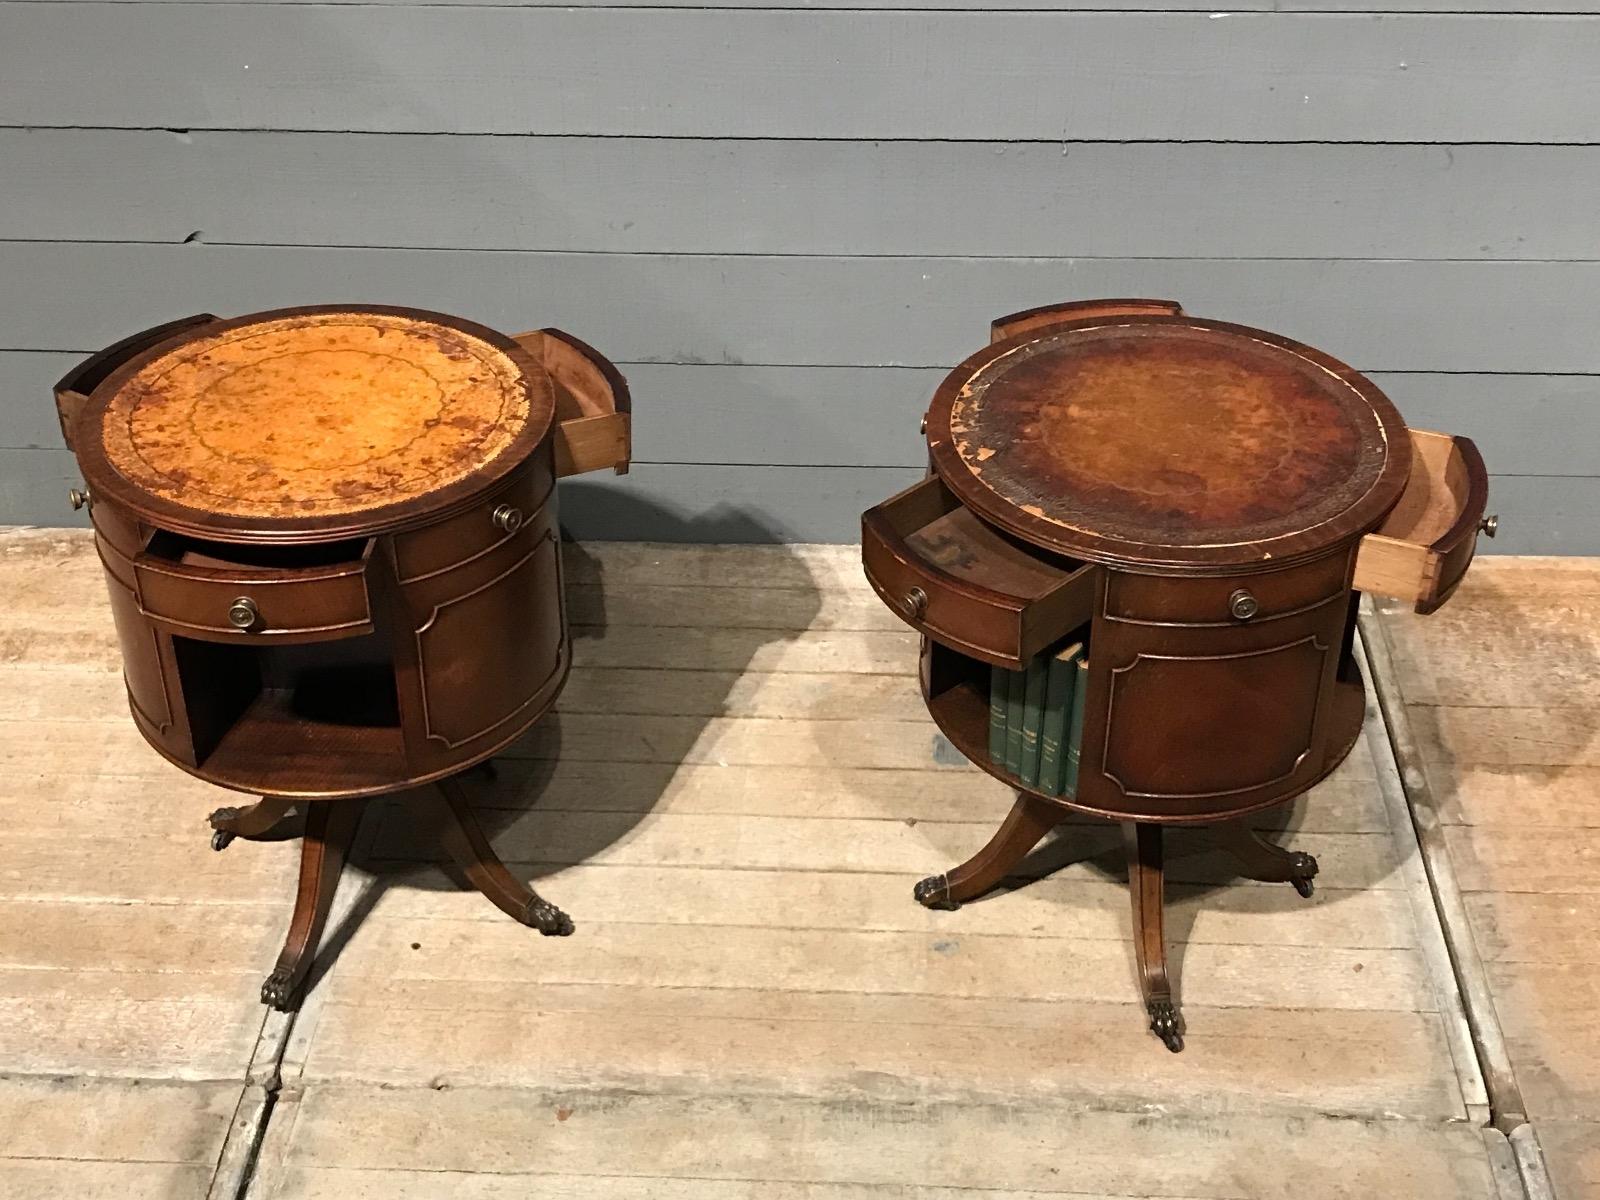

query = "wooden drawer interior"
[[1353, 429, 1488, 613], [862, 476, 1095, 667], [513, 328, 631, 477]]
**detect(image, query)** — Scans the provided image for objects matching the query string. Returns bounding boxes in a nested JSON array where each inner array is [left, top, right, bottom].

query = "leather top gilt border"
[[73, 305, 556, 545], [925, 314, 1414, 574]]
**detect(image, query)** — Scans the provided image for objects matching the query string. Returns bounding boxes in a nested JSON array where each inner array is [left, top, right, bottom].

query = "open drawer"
[[862, 476, 1096, 668], [132, 533, 376, 641], [990, 298, 1183, 344], [1353, 429, 1492, 614], [513, 328, 631, 477]]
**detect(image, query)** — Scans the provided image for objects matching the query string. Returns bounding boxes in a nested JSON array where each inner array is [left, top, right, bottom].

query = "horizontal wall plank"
[[4, 8, 1600, 141], [7, 244, 1600, 373], [23, 0, 1600, 9], [6, 449, 1590, 552], [5, 352, 1593, 478], [7, 131, 1600, 261]]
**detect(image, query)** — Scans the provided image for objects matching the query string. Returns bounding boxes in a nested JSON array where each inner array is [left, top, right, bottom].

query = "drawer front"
[[863, 522, 1029, 666], [1105, 551, 1351, 628], [133, 555, 372, 640], [392, 449, 554, 584]]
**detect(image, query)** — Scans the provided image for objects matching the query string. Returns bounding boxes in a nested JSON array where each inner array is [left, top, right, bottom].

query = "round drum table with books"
[[861, 298, 1495, 1051], [54, 305, 631, 1010]]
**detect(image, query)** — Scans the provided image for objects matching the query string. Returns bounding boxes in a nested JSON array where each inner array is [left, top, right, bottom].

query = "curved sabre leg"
[[436, 776, 573, 936], [914, 792, 1062, 910], [1213, 819, 1319, 898], [260, 799, 363, 1010], [1126, 822, 1183, 1052], [208, 795, 296, 851]]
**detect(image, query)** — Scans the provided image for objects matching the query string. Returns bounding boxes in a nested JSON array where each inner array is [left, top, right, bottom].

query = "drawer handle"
[[1228, 589, 1259, 621], [1479, 514, 1499, 538], [227, 596, 261, 631], [68, 487, 91, 511], [491, 504, 524, 534], [903, 586, 928, 620]]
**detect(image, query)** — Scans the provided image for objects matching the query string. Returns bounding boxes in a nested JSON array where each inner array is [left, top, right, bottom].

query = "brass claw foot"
[[260, 967, 297, 1011], [1149, 1000, 1184, 1053], [525, 898, 574, 936], [1289, 851, 1319, 899], [211, 829, 236, 852], [914, 874, 960, 911]]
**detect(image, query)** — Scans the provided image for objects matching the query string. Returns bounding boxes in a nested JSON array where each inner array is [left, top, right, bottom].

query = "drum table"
[[55, 306, 631, 1009], [862, 299, 1494, 1051]]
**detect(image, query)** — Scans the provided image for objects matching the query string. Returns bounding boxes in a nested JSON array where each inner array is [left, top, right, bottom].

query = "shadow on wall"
[[301, 495, 823, 995]]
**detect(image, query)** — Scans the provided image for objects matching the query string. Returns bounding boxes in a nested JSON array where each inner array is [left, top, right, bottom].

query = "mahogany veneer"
[[862, 299, 1493, 1051], [57, 306, 631, 1009]]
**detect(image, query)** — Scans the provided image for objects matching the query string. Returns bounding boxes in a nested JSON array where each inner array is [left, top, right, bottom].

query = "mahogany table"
[[55, 305, 631, 1009], [861, 299, 1494, 1051]]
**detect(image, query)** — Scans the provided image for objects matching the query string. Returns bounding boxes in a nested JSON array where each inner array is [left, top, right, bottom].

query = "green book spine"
[[1018, 657, 1049, 787], [1063, 655, 1090, 796], [988, 665, 1008, 766], [1037, 643, 1080, 797], [1004, 667, 1027, 776]]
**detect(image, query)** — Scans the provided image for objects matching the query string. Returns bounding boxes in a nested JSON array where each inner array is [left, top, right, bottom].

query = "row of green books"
[[987, 639, 1088, 798]]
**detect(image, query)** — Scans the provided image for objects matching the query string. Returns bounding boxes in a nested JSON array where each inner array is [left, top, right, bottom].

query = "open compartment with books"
[[922, 632, 1093, 803], [863, 475, 1097, 669]]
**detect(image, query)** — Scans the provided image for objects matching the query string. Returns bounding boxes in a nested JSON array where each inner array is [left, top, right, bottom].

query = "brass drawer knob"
[[1479, 514, 1499, 538], [227, 596, 261, 630], [68, 487, 91, 511], [1228, 589, 1259, 621], [903, 586, 928, 620], [491, 503, 523, 533]]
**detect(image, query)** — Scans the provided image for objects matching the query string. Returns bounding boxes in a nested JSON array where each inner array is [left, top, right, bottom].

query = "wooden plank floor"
[[0, 532, 1509, 1198], [0, 529, 301, 1197], [1377, 558, 1600, 1200]]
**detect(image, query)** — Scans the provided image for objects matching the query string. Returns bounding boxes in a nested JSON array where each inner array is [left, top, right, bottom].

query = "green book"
[[1037, 641, 1083, 796], [1063, 655, 1090, 796], [1017, 656, 1049, 787], [988, 665, 1008, 766], [1003, 666, 1027, 776]]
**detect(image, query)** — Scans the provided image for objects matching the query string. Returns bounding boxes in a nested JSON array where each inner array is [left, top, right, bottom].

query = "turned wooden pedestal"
[[56, 306, 631, 1009], [862, 299, 1494, 1051]]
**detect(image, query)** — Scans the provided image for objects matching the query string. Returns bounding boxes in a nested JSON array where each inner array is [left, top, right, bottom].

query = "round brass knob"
[[1479, 514, 1499, 538], [919, 414, 928, 435], [1228, 589, 1259, 621], [227, 596, 261, 631], [491, 504, 523, 533], [68, 487, 90, 511], [903, 586, 928, 620]]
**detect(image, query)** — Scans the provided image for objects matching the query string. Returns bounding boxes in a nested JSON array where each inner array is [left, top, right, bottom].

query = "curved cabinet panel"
[[412, 525, 566, 751], [1102, 634, 1328, 800]]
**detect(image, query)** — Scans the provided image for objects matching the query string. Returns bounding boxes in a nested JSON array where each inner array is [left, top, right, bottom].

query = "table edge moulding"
[[860, 297, 1495, 1052], [56, 304, 633, 1011]]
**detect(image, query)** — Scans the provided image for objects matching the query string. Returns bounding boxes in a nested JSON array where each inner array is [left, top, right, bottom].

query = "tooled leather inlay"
[[100, 312, 540, 519], [947, 325, 1390, 549]]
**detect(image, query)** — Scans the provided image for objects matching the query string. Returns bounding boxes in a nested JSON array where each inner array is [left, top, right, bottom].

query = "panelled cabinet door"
[[404, 511, 568, 757]]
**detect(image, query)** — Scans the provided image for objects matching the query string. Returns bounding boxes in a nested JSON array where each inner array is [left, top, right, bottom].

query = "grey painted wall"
[[0, 3, 1593, 550]]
